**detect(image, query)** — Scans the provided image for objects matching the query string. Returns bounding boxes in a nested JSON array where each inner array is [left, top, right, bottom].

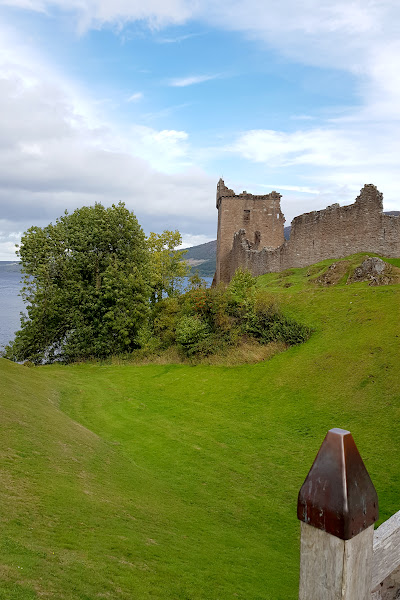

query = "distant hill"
[[183, 240, 217, 277]]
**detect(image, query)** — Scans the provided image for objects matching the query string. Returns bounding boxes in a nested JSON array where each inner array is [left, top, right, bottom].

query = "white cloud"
[[157, 32, 202, 43], [229, 128, 370, 168], [126, 125, 190, 172], [259, 184, 321, 194], [0, 0, 193, 30], [179, 233, 215, 248], [0, 23, 216, 259], [168, 74, 219, 87], [195, 1, 385, 73], [0, 228, 21, 261], [127, 92, 143, 102], [227, 121, 400, 220]]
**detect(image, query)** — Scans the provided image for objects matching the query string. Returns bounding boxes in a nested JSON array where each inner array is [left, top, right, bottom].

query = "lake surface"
[[0, 262, 24, 351], [0, 263, 212, 352]]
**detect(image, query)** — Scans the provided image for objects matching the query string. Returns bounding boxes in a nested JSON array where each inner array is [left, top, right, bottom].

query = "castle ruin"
[[214, 179, 400, 284]]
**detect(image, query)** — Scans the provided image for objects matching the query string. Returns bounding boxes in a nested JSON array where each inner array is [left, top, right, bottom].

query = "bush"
[[175, 315, 211, 356], [162, 268, 313, 358], [272, 317, 312, 345], [227, 268, 256, 303], [152, 297, 180, 348]]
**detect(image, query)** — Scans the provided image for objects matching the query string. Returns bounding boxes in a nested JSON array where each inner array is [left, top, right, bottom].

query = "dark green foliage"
[[248, 313, 313, 345], [186, 270, 208, 290], [152, 297, 180, 347], [242, 290, 312, 345], [146, 268, 312, 357], [5, 203, 150, 363], [175, 315, 211, 355]]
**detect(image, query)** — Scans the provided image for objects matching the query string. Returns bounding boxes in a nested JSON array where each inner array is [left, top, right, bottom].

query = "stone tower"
[[214, 179, 285, 284]]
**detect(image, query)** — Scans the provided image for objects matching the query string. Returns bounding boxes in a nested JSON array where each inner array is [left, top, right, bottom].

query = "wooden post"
[[298, 428, 379, 600]]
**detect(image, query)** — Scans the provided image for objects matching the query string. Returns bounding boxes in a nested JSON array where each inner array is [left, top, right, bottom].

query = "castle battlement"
[[214, 179, 285, 284], [214, 181, 400, 284]]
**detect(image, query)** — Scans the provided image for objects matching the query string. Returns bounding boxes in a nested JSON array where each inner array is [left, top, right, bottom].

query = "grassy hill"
[[1, 253, 400, 599]]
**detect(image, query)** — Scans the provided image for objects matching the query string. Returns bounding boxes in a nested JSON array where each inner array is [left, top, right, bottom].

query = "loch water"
[[0, 262, 24, 351]]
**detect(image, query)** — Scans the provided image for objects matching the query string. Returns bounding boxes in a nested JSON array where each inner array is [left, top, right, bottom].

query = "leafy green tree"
[[5, 203, 150, 364], [147, 230, 189, 303], [186, 270, 207, 290]]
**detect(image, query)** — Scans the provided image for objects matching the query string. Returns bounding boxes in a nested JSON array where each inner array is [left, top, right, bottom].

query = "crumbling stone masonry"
[[214, 179, 285, 284], [214, 180, 400, 284]]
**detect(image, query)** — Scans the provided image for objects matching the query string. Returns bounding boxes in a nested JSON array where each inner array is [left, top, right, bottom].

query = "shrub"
[[175, 315, 211, 356], [151, 268, 312, 360], [186, 271, 207, 290], [152, 297, 180, 347], [227, 268, 256, 303]]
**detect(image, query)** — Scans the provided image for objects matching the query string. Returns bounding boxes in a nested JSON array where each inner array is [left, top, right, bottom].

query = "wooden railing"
[[372, 511, 400, 599], [297, 428, 400, 600]]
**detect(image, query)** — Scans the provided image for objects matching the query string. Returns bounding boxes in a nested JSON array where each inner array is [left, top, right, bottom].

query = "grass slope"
[[1, 253, 400, 599]]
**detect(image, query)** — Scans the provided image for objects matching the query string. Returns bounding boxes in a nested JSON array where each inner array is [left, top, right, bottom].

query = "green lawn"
[[1, 254, 400, 599]]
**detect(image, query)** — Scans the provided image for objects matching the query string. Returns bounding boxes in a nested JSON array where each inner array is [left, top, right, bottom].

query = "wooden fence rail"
[[298, 429, 400, 600], [372, 510, 400, 598]]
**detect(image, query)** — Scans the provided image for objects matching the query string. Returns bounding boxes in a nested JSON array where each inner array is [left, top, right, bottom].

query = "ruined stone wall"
[[214, 179, 285, 284], [225, 184, 400, 280]]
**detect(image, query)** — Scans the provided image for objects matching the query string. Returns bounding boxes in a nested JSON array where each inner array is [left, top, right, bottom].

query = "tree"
[[147, 230, 189, 304], [5, 202, 150, 364], [186, 270, 207, 290]]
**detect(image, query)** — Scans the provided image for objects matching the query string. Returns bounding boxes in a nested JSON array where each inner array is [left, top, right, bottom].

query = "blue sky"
[[0, 0, 400, 259]]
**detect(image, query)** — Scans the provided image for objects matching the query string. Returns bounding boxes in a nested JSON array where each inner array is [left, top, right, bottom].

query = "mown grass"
[[1, 253, 400, 599]]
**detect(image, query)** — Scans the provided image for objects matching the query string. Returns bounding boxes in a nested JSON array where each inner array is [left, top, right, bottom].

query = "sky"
[[1, 0, 400, 259]]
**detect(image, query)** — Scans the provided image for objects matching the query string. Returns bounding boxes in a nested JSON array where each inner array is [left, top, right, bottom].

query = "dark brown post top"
[[297, 428, 378, 540]]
